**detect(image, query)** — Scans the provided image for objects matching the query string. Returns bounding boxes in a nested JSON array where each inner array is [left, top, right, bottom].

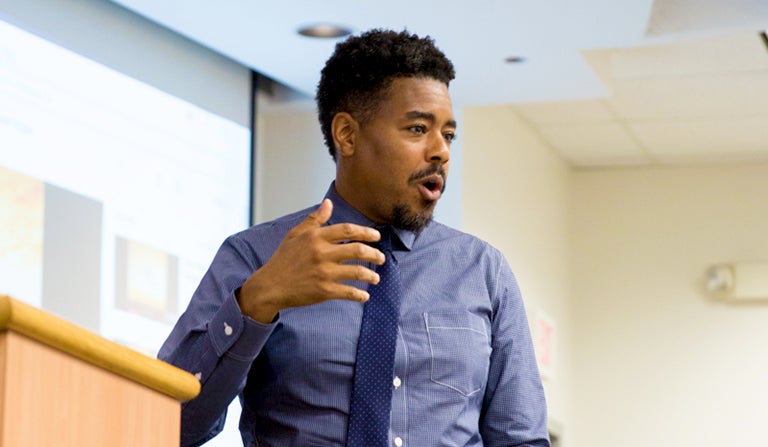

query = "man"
[[160, 29, 550, 447]]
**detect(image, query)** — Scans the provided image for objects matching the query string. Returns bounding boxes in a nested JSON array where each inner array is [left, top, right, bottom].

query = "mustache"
[[408, 164, 447, 186]]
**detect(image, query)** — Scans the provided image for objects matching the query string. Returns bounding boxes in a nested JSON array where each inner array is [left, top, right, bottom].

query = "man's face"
[[340, 77, 455, 231]]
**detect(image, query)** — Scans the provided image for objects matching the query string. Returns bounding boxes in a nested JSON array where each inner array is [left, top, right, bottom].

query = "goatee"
[[392, 164, 447, 232], [392, 203, 435, 233]]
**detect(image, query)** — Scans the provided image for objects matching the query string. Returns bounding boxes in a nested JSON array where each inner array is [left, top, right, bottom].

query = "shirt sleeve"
[[480, 253, 551, 447], [158, 234, 277, 447]]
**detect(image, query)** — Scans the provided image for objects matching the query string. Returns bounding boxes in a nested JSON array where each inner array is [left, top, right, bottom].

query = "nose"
[[426, 132, 450, 164]]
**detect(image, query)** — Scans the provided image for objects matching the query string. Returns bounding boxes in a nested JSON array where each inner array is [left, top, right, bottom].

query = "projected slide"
[[0, 167, 44, 304], [115, 237, 179, 324], [0, 19, 250, 354]]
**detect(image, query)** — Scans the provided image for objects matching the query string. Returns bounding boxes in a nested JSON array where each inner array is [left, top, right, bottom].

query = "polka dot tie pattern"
[[346, 227, 401, 447]]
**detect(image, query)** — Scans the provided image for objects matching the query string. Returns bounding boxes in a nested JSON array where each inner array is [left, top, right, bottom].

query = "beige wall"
[[570, 163, 768, 446], [462, 104, 574, 443], [461, 104, 768, 446]]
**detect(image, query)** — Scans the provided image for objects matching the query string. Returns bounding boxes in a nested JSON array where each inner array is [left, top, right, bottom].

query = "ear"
[[331, 112, 358, 158]]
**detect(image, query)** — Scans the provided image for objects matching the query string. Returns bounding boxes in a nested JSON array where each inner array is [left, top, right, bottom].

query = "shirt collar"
[[324, 183, 416, 251]]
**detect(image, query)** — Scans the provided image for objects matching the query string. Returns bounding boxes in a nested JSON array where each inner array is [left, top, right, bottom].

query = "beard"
[[391, 202, 435, 233], [391, 165, 447, 233]]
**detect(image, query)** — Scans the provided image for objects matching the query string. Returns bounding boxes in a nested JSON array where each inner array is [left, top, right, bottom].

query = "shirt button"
[[394, 437, 403, 447], [393, 376, 402, 389], [224, 322, 233, 336]]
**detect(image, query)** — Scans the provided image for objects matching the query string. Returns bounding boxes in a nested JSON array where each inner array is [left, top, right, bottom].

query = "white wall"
[[254, 103, 335, 223], [462, 104, 573, 444], [570, 163, 768, 447]]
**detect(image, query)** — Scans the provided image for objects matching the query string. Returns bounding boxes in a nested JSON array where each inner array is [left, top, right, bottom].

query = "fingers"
[[264, 198, 389, 307], [313, 198, 333, 225], [331, 263, 381, 286], [330, 284, 371, 303], [326, 241, 385, 265], [291, 199, 334, 235], [290, 200, 380, 244], [321, 222, 381, 244], [290, 200, 383, 263]]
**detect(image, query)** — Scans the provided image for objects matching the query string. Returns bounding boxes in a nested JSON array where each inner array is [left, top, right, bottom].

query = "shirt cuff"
[[208, 293, 277, 361]]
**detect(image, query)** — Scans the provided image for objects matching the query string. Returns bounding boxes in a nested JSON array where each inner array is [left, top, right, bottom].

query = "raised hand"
[[236, 199, 385, 323]]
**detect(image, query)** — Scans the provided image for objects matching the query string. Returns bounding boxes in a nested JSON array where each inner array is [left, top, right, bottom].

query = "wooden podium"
[[0, 295, 200, 446]]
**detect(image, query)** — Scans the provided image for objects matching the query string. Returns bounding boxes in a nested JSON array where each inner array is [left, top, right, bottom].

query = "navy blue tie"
[[346, 227, 401, 447]]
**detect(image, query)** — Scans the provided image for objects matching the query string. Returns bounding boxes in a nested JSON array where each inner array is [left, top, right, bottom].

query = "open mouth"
[[416, 174, 445, 201]]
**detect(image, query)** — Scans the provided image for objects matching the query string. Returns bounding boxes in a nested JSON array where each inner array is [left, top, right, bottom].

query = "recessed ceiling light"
[[504, 56, 526, 64], [297, 24, 352, 38]]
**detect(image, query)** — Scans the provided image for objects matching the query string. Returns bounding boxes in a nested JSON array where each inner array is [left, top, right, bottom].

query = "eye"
[[443, 131, 456, 143], [408, 124, 427, 135]]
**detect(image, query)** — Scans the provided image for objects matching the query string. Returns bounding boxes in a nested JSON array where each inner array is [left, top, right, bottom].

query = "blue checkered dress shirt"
[[159, 184, 550, 447]]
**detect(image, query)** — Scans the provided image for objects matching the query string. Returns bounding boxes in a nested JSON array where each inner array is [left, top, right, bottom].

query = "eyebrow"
[[405, 110, 457, 129]]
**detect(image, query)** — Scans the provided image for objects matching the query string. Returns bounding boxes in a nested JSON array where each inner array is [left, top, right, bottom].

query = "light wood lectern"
[[0, 295, 200, 446]]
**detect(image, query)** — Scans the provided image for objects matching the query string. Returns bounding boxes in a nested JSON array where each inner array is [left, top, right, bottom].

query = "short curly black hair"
[[316, 29, 455, 160]]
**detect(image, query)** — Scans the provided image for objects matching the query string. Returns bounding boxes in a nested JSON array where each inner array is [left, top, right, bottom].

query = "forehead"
[[377, 77, 454, 121]]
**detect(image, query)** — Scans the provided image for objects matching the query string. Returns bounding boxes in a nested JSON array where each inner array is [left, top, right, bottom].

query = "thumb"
[[295, 199, 333, 233]]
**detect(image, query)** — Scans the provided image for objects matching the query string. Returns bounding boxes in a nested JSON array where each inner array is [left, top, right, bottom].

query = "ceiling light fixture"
[[297, 24, 352, 38], [504, 56, 526, 64]]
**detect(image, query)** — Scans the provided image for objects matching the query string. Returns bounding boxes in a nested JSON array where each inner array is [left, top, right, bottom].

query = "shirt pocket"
[[424, 311, 491, 396]]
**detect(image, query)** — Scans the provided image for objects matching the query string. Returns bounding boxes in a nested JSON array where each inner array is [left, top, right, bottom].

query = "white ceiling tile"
[[609, 72, 768, 120], [629, 116, 768, 162], [605, 32, 768, 78], [511, 100, 616, 126], [646, 0, 768, 37]]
